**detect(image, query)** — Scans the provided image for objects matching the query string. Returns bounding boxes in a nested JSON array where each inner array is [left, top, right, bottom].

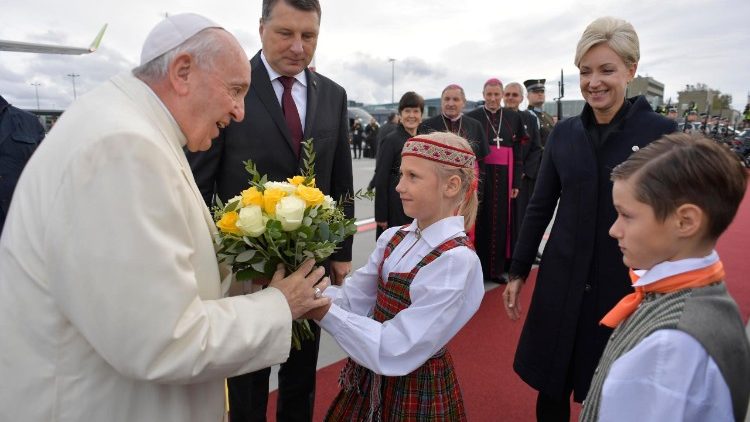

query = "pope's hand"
[[268, 260, 330, 320]]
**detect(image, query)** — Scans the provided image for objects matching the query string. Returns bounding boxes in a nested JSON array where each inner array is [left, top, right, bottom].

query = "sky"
[[1, 0, 749, 112]]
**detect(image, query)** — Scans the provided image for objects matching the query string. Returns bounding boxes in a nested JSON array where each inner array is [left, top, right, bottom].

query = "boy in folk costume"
[[307, 132, 484, 421], [580, 133, 750, 421]]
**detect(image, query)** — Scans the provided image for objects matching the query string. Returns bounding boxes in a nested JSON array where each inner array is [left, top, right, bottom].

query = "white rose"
[[276, 196, 306, 231], [322, 195, 335, 210], [236, 205, 267, 237], [264, 181, 297, 195]]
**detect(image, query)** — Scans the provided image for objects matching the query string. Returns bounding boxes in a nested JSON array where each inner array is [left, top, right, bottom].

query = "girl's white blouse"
[[318, 216, 484, 376]]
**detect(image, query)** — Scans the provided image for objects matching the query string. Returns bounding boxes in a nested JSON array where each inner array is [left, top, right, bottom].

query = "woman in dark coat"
[[373, 91, 425, 239], [503, 17, 677, 421]]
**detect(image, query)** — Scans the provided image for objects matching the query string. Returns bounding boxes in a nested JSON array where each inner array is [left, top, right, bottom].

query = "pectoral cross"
[[494, 137, 502, 148]]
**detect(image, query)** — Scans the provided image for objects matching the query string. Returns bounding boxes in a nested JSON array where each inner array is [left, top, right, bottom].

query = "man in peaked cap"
[[524, 78, 556, 147], [0, 13, 331, 422]]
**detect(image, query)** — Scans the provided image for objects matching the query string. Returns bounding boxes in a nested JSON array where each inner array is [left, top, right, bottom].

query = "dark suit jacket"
[[187, 51, 354, 261], [518, 110, 542, 180], [0, 97, 45, 234], [509, 96, 676, 400], [373, 125, 411, 228]]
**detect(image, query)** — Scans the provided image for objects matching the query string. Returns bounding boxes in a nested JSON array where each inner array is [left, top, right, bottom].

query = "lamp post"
[[67, 73, 80, 99], [388, 58, 396, 105], [30, 82, 41, 110]]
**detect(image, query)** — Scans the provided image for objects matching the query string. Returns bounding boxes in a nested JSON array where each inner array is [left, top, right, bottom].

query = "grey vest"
[[580, 283, 750, 421]]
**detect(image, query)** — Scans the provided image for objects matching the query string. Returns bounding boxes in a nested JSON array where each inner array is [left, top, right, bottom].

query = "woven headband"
[[402, 137, 476, 169]]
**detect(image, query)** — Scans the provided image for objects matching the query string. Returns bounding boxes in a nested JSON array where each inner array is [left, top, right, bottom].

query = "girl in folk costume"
[[309, 132, 484, 421]]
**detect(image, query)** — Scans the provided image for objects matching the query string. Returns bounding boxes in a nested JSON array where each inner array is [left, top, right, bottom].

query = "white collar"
[[442, 113, 463, 122], [633, 251, 719, 287], [402, 216, 466, 248], [260, 51, 307, 87]]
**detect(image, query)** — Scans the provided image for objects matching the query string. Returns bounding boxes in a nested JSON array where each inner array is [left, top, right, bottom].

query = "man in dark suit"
[[186, 1, 353, 420], [0, 94, 45, 236], [503, 82, 542, 235]]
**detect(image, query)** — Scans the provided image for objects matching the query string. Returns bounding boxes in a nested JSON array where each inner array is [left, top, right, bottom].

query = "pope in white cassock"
[[0, 13, 331, 422]]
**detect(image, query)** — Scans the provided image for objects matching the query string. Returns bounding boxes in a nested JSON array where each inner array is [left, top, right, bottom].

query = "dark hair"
[[262, 0, 321, 22], [387, 112, 398, 122], [611, 133, 747, 239], [398, 91, 424, 113]]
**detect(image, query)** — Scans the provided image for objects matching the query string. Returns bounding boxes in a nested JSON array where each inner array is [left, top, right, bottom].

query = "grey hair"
[[505, 82, 524, 96], [574, 16, 639, 68], [132, 28, 225, 82]]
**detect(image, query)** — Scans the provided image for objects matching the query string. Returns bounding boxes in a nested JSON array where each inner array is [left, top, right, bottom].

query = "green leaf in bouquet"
[[218, 254, 235, 265], [235, 249, 256, 263], [251, 260, 268, 274], [224, 200, 241, 213], [302, 216, 313, 227], [317, 222, 330, 242], [314, 243, 336, 260], [236, 266, 266, 281], [307, 207, 318, 218]]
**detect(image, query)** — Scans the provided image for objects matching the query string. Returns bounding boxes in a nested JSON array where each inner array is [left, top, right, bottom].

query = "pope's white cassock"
[[0, 72, 293, 422]]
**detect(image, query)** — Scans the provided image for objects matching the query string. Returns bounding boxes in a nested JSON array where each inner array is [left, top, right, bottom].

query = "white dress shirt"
[[598, 251, 734, 421], [319, 216, 484, 376], [261, 51, 307, 129]]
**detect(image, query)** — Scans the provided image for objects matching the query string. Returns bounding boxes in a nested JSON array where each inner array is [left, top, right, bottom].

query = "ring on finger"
[[313, 286, 322, 299]]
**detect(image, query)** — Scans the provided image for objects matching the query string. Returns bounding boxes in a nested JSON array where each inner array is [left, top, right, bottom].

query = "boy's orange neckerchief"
[[600, 261, 725, 328]]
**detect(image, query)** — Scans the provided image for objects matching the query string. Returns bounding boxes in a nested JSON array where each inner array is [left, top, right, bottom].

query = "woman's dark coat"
[[373, 125, 413, 236], [509, 96, 677, 401]]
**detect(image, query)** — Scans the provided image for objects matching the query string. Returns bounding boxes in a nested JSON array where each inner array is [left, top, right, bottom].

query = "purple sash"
[[484, 146, 513, 258]]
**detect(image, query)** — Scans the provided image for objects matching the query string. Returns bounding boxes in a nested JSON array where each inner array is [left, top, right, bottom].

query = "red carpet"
[[267, 191, 750, 421]]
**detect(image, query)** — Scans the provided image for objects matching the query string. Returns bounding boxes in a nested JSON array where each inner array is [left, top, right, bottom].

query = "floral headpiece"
[[402, 137, 476, 169]]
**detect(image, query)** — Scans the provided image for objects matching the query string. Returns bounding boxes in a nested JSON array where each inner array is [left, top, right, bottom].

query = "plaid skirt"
[[324, 348, 467, 421]]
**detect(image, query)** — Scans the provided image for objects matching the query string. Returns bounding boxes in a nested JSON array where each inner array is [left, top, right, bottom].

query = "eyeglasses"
[[504, 93, 521, 97]]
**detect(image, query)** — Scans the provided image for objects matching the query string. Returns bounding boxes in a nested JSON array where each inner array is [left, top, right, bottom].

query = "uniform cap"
[[523, 79, 546, 92]]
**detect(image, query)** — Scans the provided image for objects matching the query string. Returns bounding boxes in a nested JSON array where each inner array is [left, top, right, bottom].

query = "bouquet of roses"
[[213, 140, 358, 350]]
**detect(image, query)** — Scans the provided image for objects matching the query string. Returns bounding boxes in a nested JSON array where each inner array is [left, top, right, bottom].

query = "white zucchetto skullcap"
[[140, 13, 222, 65]]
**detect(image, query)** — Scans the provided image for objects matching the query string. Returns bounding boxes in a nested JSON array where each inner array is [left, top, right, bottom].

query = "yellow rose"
[[287, 175, 306, 186], [241, 187, 263, 206], [216, 211, 241, 235], [276, 196, 306, 231], [296, 185, 325, 207], [263, 188, 287, 216], [237, 205, 267, 237]]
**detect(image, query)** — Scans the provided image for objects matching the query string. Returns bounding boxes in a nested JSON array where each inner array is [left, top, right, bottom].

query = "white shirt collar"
[[403, 216, 466, 248], [633, 251, 720, 287], [442, 113, 463, 122], [260, 51, 307, 87]]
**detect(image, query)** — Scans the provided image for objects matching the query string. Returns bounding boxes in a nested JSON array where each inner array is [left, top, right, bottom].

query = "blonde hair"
[[574, 16, 639, 68], [413, 131, 478, 231]]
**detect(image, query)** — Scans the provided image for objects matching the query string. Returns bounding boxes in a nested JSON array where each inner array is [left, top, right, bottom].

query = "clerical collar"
[[442, 113, 462, 122], [484, 106, 501, 114]]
